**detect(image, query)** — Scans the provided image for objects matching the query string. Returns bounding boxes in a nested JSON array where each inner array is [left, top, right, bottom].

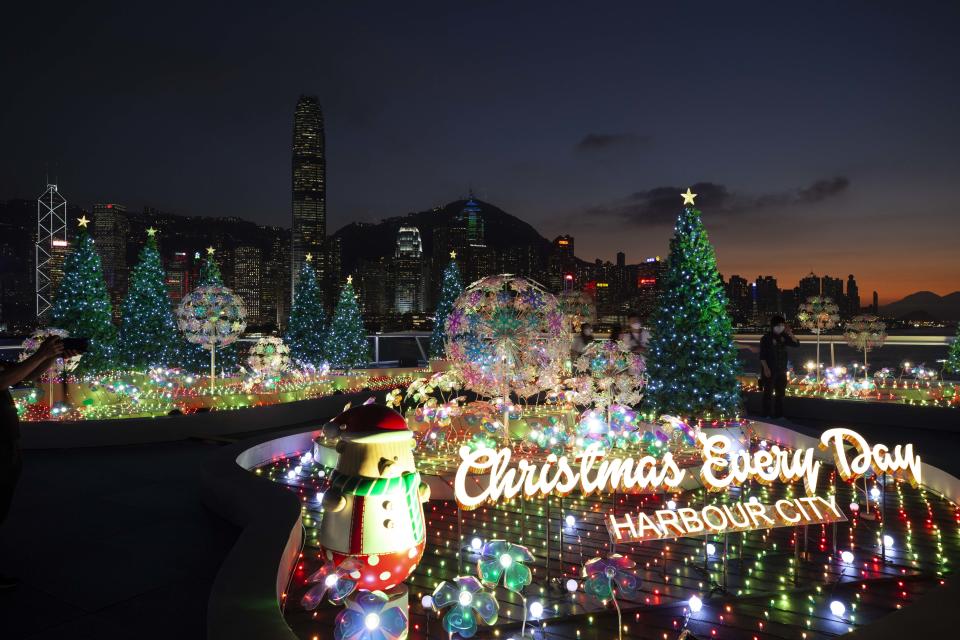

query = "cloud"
[[575, 133, 651, 153], [586, 177, 850, 226]]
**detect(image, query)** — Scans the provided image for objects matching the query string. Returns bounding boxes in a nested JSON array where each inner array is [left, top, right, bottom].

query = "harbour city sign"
[[453, 428, 922, 542]]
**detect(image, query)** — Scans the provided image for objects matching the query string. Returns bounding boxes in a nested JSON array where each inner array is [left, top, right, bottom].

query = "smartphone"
[[62, 337, 89, 353]]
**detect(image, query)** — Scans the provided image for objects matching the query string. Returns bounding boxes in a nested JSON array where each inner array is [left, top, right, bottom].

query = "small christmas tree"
[[285, 257, 327, 368], [324, 276, 370, 369], [118, 229, 181, 370], [51, 216, 118, 374], [430, 252, 464, 358], [947, 325, 960, 377], [643, 188, 741, 421], [180, 248, 240, 374]]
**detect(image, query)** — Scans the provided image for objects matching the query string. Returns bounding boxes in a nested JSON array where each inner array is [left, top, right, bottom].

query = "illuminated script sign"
[[453, 428, 922, 511], [606, 495, 847, 543]]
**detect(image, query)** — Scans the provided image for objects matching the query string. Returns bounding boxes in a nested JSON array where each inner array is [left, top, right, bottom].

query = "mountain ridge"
[[880, 290, 960, 320]]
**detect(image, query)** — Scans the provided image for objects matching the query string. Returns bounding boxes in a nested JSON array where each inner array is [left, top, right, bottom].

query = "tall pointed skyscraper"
[[291, 95, 326, 298]]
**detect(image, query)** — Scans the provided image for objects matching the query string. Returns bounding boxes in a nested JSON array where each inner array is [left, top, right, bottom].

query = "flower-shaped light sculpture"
[[582, 554, 640, 640], [582, 554, 640, 601], [334, 589, 408, 640], [302, 557, 363, 609], [431, 576, 499, 638], [477, 540, 535, 592]]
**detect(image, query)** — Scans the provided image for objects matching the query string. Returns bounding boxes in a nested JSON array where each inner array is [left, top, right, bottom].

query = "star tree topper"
[[681, 187, 697, 206], [146, 226, 158, 237], [77, 215, 90, 228]]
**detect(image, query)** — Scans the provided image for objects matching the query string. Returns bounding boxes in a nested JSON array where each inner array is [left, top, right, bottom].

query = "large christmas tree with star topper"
[[51, 215, 119, 374], [118, 228, 182, 370], [643, 188, 741, 421], [323, 276, 370, 369], [180, 247, 240, 375], [285, 255, 327, 368], [430, 251, 464, 358]]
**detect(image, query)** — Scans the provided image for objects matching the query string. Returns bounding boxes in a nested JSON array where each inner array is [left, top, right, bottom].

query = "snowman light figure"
[[319, 404, 431, 591]]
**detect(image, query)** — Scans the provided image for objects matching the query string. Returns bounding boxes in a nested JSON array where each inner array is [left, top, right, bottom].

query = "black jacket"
[[759, 331, 799, 373]]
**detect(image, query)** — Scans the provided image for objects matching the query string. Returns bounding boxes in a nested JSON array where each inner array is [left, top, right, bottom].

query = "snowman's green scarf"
[[329, 470, 425, 542]]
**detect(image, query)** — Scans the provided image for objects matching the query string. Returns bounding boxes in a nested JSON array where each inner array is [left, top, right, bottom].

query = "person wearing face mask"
[[570, 322, 594, 369], [759, 314, 799, 419], [622, 312, 650, 356]]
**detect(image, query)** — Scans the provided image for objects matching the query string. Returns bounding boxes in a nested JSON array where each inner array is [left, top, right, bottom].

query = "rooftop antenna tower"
[[36, 182, 68, 319]]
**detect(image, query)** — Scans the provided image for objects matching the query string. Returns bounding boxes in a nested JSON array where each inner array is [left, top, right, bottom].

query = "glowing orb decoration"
[[688, 594, 703, 613], [246, 336, 291, 377], [573, 339, 645, 409], [176, 284, 247, 350], [445, 274, 566, 399], [19, 328, 81, 377]]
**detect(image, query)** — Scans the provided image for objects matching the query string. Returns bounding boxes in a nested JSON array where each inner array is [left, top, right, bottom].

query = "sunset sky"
[[2, 1, 958, 303]]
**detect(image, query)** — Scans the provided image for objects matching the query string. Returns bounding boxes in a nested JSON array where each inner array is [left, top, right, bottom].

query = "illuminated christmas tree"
[[324, 276, 370, 369], [643, 189, 741, 420], [430, 252, 463, 358], [947, 326, 960, 376], [181, 248, 239, 374], [285, 257, 327, 368], [118, 229, 181, 370], [51, 216, 118, 374]]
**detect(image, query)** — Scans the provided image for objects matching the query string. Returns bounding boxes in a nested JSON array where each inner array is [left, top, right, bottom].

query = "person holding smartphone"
[[758, 315, 800, 419], [0, 335, 72, 588]]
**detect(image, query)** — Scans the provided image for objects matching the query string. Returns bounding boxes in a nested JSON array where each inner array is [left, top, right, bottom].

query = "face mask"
[[773, 325, 785, 334], [630, 323, 641, 330]]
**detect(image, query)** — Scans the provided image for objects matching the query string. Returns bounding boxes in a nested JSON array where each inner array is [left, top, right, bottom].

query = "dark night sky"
[[3, 1, 959, 302]]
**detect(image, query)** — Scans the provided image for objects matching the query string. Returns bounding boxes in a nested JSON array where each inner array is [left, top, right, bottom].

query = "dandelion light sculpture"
[[445, 274, 566, 434], [176, 284, 246, 391], [844, 314, 887, 380], [797, 295, 840, 383]]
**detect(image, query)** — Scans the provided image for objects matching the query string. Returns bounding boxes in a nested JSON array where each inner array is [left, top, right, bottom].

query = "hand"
[[37, 336, 64, 359], [761, 363, 772, 378], [783, 325, 794, 337]]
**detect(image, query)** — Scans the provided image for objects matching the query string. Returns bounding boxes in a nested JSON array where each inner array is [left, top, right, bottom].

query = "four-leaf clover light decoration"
[[477, 540, 535, 592], [301, 557, 363, 610], [176, 284, 246, 390], [333, 590, 408, 640], [431, 575, 499, 638]]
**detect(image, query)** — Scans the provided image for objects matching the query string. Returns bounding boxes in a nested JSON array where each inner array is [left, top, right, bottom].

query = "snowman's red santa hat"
[[332, 403, 412, 444]]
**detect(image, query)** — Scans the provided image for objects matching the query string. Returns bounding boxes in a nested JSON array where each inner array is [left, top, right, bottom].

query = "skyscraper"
[[35, 184, 68, 320], [291, 95, 326, 299], [846, 274, 860, 316], [234, 245, 263, 325], [93, 202, 128, 321], [394, 226, 425, 313]]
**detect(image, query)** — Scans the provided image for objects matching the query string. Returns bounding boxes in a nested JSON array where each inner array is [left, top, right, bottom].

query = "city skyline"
[[2, 3, 959, 303]]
